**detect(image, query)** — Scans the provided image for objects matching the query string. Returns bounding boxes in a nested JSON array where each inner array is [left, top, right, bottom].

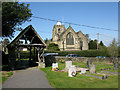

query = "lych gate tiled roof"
[[7, 25, 46, 48]]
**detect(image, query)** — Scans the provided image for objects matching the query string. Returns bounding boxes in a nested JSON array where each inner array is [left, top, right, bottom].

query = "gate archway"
[[7, 25, 46, 69]]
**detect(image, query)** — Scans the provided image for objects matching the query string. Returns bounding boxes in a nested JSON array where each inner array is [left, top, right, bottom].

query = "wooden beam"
[[18, 47, 20, 61], [17, 44, 44, 47]]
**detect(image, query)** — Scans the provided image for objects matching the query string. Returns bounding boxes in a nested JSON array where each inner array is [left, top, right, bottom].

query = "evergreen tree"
[[99, 41, 104, 46], [88, 39, 97, 49], [2, 38, 10, 52]]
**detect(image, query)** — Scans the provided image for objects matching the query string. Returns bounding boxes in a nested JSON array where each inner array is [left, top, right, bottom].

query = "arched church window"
[[58, 28, 60, 33], [66, 33, 74, 45]]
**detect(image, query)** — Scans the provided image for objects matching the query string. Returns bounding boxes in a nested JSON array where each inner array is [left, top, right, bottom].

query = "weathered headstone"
[[86, 59, 92, 68], [52, 63, 58, 71], [90, 64, 96, 73], [65, 61, 72, 71], [81, 68, 86, 74], [113, 62, 118, 70], [68, 65, 76, 77]]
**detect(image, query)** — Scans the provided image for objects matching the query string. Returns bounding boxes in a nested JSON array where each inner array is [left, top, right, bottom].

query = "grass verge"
[[0, 71, 13, 84]]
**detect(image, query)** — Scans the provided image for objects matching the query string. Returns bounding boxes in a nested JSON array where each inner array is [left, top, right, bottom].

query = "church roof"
[[76, 30, 87, 39], [66, 26, 79, 36], [76, 30, 83, 34], [59, 25, 78, 39], [59, 30, 67, 38]]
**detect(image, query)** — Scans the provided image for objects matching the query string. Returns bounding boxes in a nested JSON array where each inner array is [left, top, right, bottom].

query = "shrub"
[[44, 56, 56, 67], [47, 43, 60, 51]]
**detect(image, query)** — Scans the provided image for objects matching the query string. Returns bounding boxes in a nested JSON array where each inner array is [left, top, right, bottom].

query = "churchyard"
[[40, 59, 119, 88]]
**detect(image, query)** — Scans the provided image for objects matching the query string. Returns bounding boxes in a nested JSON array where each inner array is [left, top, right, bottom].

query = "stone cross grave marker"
[[52, 63, 58, 71], [65, 61, 72, 71], [90, 64, 96, 73], [68, 65, 76, 77]]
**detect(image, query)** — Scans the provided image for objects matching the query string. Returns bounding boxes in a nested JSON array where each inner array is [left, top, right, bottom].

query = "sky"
[[12, 2, 118, 46]]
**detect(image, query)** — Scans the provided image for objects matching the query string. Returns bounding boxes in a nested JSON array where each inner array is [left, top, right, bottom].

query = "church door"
[[80, 41, 83, 50]]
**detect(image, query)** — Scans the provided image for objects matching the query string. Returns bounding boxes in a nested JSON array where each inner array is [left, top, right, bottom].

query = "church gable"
[[61, 26, 79, 39], [77, 31, 86, 40]]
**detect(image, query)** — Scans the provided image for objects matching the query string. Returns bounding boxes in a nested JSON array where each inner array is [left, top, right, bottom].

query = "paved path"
[[2, 67, 53, 88]]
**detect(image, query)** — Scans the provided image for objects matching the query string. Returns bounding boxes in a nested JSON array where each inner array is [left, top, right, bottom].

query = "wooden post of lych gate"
[[38, 48, 41, 66], [36, 48, 38, 63], [29, 46, 32, 67], [43, 49, 45, 63], [17, 46, 20, 61], [33, 46, 35, 61]]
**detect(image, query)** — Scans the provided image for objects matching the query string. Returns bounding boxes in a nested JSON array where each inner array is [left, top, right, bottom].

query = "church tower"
[[52, 21, 65, 44]]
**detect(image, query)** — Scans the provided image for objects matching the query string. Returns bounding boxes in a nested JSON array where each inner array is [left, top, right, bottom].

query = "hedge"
[[14, 49, 119, 58], [44, 50, 109, 57], [15, 51, 34, 59]]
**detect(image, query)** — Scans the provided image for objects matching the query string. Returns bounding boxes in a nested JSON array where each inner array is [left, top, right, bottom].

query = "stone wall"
[[55, 56, 120, 63]]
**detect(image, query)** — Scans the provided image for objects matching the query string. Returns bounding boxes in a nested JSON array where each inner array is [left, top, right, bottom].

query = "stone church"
[[52, 21, 88, 51]]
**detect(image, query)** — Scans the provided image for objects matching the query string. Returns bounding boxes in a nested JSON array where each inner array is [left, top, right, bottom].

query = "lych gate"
[[7, 25, 46, 69]]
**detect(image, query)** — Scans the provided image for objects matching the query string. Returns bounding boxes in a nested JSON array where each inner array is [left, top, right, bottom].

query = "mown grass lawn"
[[40, 62, 119, 88]]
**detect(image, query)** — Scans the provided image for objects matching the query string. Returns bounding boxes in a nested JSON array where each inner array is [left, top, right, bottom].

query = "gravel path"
[[2, 67, 53, 88]]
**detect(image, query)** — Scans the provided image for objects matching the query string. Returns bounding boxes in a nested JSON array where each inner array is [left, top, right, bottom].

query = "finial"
[[69, 23, 71, 26], [57, 20, 61, 25]]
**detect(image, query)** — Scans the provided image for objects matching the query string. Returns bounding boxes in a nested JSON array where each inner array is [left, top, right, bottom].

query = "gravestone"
[[65, 61, 72, 71], [113, 62, 118, 70], [52, 63, 58, 71], [81, 68, 86, 74], [68, 65, 76, 77], [86, 59, 92, 68], [90, 64, 96, 73]]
